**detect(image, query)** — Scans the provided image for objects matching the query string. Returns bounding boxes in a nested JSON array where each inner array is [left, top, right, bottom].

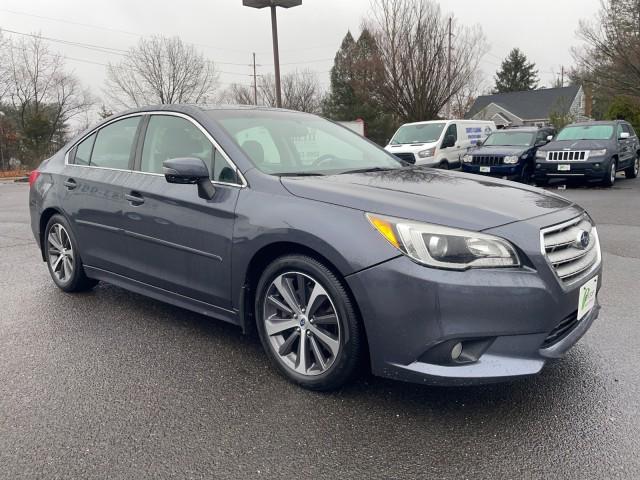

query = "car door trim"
[[63, 110, 248, 188], [123, 229, 223, 262]]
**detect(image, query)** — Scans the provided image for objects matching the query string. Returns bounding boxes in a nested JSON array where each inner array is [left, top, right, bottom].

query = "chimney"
[[584, 85, 593, 118]]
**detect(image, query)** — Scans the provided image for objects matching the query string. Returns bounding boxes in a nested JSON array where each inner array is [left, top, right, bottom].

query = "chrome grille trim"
[[546, 150, 590, 161], [471, 155, 503, 166], [540, 215, 601, 286]]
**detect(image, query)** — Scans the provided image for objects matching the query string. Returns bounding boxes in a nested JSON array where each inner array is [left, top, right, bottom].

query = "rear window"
[[556, 125, 614, 141]]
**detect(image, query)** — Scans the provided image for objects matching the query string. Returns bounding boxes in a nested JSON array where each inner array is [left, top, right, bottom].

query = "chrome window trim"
[[64, 110, 248, 188]]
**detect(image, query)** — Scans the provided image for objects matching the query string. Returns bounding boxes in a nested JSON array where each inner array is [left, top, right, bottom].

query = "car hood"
[[470, 145, 527, 156], [385, 141, 438, 153], [280, 168, 574, 231], [539, 139, 612, 151]]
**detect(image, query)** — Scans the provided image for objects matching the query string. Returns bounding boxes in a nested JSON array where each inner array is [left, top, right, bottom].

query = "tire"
[[44, 214, 98, 292], [520, 164, 532, 184], [255, 254, 364, 391], [438, 160, 449, 170], [625, 155, 639, 179], [601, 159, 617, 187]]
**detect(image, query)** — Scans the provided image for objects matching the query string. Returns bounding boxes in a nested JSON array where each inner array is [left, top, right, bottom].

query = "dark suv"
[[461, 127, 554, 183], [535, 120, 640, 187]]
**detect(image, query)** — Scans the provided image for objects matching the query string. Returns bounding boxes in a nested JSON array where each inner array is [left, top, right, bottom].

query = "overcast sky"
[[1, 0, 602, 106]]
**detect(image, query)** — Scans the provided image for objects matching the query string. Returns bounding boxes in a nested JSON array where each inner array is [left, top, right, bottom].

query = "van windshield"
[[484, 131, 535, 147], [556, 125, 614, 141], [390, 123, 446, 145]]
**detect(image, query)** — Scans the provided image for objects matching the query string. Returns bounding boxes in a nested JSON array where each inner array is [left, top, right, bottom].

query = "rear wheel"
[[625, 155, 639, 179], [44, 214, 97, 292], [255, 255, 364, 391], [602, 159, 617, 187]]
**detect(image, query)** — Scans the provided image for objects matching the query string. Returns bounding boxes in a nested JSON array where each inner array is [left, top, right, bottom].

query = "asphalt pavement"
[[1, 175, 639, 479]]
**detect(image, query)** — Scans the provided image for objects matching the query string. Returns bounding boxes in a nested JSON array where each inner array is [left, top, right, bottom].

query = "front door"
[[119, 113, 242, 311]]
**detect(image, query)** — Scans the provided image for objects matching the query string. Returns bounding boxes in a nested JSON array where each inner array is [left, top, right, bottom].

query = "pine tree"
[[493, 48, 539, 93], [323, 30, 395, 145]]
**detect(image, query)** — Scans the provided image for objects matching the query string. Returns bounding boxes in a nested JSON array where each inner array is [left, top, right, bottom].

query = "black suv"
[[461, 127, 555, 183], [535, 120, 640, 187]]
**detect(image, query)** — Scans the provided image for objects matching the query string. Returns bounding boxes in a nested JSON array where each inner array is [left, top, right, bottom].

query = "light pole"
[[242, 0, 302, 108]]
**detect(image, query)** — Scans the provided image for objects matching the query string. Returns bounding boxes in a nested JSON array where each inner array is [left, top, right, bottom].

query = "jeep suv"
[[535, 120, 640, 187], [461, 127, 554, 183]]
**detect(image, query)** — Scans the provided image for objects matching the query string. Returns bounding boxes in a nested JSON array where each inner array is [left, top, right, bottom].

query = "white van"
[[385, 120, 496, 168]]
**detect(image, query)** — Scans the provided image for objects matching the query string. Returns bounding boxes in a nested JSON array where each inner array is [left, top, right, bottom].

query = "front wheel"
[[255, 255, 364, 391], [625, 156, 639, 179], [44, 214, 98, 292], [601, 159, 617, 187]]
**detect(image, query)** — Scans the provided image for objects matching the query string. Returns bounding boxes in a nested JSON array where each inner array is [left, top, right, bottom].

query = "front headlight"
[[503, 155, 519, 164], [589, 149, 607, 157], [366, 213, 520, 270], [418, 148, 435, 158], [462, 154, 473, 163], [536, 151, 547, 159]]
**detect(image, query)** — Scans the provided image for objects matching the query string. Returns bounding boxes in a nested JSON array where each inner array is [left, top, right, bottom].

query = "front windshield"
[[556, 125, 614, 141], [483, 131, 535, 147], [390, 123, 446, 145], [210, 110, 403, 175]]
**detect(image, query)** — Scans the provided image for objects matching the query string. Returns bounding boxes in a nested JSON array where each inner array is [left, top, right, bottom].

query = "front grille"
[[394, 152, 416, 164], [471, 155, 503, 166], [541, 215, 600, 285], [546, 151, 589, 161], [541, 311, 579, 348]]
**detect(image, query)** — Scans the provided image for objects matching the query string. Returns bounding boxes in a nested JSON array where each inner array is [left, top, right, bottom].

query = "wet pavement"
[[1, 177, 639, 479]]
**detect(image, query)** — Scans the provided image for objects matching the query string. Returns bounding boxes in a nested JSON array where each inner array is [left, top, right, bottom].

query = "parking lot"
[[1, 176, 639, 479]]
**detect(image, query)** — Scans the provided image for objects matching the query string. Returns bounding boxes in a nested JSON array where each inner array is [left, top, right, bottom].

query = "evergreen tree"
[[493, 48, 539, 93], [323, 30, 395, 145]]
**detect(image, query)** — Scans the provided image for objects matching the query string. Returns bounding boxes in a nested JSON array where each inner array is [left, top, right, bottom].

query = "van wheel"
[[625, 156, 639, 179], [438, 160, 449, 170], [602, 159, 617, 187]]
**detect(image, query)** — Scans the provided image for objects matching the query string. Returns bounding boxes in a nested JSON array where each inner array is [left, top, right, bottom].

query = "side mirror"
[[163, 157, 215, 200], [546, 135, 553, 141], [476, 139, 484, 147], [442, 134, 455, 148], [620, 131, 630, 139]]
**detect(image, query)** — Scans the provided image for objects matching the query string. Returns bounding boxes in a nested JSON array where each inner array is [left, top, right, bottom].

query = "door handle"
[[125, 192, 145, 205], [63, 178, 77, 190]]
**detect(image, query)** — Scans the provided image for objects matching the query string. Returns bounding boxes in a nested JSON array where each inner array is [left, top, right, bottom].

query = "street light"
[[242, 0, 302, 108]]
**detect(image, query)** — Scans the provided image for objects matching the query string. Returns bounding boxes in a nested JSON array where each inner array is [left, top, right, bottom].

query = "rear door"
[[119, 112, 242, 311], [62, 115, 142, 274], [620, 123, 634, 168]]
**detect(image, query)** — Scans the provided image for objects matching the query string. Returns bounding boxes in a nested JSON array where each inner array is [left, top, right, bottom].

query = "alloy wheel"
[[262, 271, 341, 376], [47, 223, 75, 283], [635, 157, 639, 176], [610, 161, 616, 184]]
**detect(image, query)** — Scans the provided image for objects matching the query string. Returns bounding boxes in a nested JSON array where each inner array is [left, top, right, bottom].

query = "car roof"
[[565, 120, 627, 127], [495, 127, 542, 132]]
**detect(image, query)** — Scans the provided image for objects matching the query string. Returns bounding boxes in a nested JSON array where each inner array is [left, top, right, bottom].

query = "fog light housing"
[[418, 337, 496, 366], [451, 342, 463, 360]]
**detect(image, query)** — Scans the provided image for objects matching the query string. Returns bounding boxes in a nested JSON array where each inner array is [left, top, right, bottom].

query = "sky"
[[0, 0, 602, 108]]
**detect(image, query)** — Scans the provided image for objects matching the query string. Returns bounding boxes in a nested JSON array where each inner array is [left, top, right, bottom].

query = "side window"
[[141, 115, 238, 184], [617, 124, 625, 139], [90, 117, 141, 169], [445, 123, 457, 142], [535, 131, 548, 144], [622, 124, 631, 135], [629, 125, 637, 137], [73, 133, 96, 165]]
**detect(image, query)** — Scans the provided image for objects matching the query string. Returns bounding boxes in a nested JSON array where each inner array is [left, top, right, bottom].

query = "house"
[[465, 85, 590, 128]]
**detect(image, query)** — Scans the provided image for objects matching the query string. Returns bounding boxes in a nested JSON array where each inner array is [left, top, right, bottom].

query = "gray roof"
[[466, 86, 581, 120]]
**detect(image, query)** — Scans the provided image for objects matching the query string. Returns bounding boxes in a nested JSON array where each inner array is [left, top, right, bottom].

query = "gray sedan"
[[29, 105, 602, 390]]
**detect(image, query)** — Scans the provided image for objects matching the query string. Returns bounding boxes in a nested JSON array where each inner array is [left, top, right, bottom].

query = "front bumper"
[[346, 233, 602, 386], [461, 163, 523, 180], [534, 159, 609, 183]]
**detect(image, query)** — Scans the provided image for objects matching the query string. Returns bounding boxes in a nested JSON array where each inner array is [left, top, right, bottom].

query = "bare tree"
[[4, 34, 93, 161], [225, 70, 323, 113], [105, 36, 219, 108], [261, 70, 323, 113], [574, 0, 640, 98], [449, 70, 485, 119], [366, 0, 487, 122]]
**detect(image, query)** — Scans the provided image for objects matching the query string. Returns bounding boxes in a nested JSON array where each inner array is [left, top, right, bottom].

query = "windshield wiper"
[[276, 172, 325, 177], [339, 166, 397, 175]]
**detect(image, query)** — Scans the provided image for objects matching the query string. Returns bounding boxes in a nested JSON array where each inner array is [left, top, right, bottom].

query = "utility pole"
[[561, 65, 564, 87], [252, 52, 258, 106], [446, 16, 452, 118]]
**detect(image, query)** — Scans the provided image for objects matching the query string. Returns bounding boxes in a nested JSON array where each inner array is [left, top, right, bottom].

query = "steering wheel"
[[311, 154, 338, 168]]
